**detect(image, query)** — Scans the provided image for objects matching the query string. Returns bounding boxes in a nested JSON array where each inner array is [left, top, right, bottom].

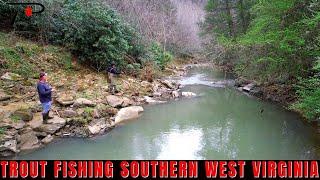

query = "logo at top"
[[7, 2, 45, 17]]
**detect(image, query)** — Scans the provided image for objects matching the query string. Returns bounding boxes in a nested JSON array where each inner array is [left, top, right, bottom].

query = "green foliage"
[[0, 46, 35, 77], [125, 63, 141, 76], [145, 42, 173, 70], [52, 0, 135, 71], [291, 77, 320, 120], [10, 114, 21, 122], [202, 0, 320, 121], [0, 127, 6, 137]]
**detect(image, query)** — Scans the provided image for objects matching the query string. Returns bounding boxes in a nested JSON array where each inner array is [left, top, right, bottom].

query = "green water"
[[15, 66, 320, 160]]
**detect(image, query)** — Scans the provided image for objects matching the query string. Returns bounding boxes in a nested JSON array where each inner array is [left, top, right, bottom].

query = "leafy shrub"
[[291, 77, 320, 121], [125, 63, 141, 76], [53, 0, 135, 71], [145, 42, 173, 70]]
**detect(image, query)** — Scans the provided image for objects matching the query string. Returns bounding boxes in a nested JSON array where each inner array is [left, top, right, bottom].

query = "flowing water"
[[15, 66, 320, 160]]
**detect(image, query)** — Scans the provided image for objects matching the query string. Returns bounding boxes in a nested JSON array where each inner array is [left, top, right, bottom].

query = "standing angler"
[[37, 72, 54, 123], [107, 62, 121, 94]]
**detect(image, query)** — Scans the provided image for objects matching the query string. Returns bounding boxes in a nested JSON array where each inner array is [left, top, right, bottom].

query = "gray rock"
[[243, 83, 256, 92], [122, 97, 133, 107], [12, 109, 33, 122], [160, 80, 176, 89], [0, 90, 11, 101], [182, 92, 197, 97], [1, 72, 22, 81], [28, 113, 43, 129], [36, 124, 62, 134], [41, 135, 54, 144], [153, 92, 162, 97], [35, 116, 66, 134], [1, 118, 25, 130], [56, 98, 74, 106], [0, 140, 18, 153], [144, 96, 166, 105], [19, 131, 40, 151], [87, 118, 108, 135], [60, 110, 77, 118], [106, 95, 124, 108], [172, 91, 180, 98], [115, 106, 144, 124], [73, 98, 96, 107], [47, 116, 66, 125]]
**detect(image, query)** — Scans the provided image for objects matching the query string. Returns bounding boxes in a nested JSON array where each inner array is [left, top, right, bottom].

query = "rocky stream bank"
[[0, 65, 199, 158]]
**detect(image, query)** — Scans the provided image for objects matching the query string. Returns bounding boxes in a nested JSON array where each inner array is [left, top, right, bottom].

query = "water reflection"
[[156, 128, 204, 160]]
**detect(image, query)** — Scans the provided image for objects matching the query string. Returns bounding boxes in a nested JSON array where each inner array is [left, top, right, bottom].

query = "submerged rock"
[[115, 106, 144, 124], [144, 96, 166, 105], [182, 92, 197, 97]]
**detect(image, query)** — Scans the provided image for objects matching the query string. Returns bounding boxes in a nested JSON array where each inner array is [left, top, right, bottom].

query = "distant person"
[[37, 72, 54, 123], [106, 62, 120, 94]]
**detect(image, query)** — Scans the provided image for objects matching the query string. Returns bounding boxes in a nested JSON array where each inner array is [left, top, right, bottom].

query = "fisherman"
[[37, 72, 54, 123], [106, 62, 120, 94]]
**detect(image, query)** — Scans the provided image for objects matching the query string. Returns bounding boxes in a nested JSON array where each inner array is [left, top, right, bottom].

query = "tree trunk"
[[225, 0, 236, 38]]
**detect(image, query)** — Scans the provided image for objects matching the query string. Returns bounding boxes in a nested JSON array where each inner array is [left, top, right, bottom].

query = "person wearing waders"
[[37, 72, 54, 123], [107, 62, 120, 94]]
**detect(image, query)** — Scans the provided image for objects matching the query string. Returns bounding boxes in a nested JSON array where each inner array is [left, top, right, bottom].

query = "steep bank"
[[0, 33, 192, 158]]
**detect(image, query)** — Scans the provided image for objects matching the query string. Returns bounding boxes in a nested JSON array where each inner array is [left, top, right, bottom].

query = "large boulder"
[[28, 113, 43, 129], [41, 135, 54, 144], [115, 106, 144, 124], [1, 72, 22, 81], [35, 116, 66, 134], [1, 118, 25, 130], [106, 95, 123, 108], [0, 140, 18, 155], [56, 95, 75, 106], [18, 131, 41, 151], [47, 116, 66, 125], [73, 98, 96, 107], [12, 109, 33, 122]]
